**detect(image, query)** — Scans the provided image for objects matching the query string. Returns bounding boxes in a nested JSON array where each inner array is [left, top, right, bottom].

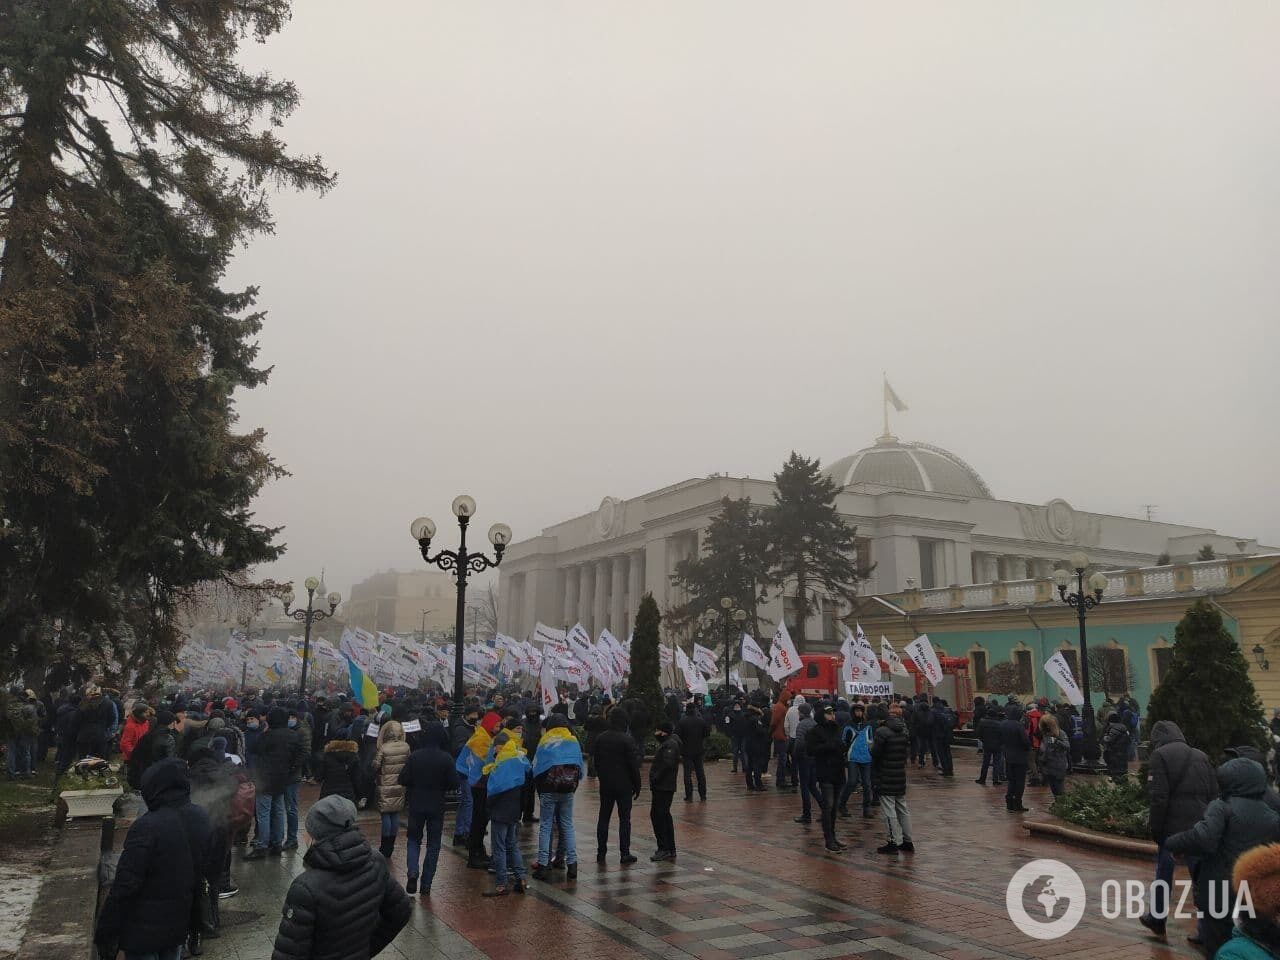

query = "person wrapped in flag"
[[529, 715, 585, 880], [457, 712, 501, 869], [482, 718, 530, 897]]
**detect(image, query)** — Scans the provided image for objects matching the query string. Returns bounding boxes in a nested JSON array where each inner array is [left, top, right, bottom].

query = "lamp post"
[[411, 496, 510, 725], [282, 577, 341, 697], [1053, 552, 1109, 772], [711, 597, 748, 692]]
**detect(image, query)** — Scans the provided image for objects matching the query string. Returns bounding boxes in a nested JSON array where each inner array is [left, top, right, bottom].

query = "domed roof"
[[824, 437, 992, 499]]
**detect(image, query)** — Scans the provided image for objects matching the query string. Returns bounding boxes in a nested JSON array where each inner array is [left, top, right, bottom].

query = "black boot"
[[188, 929, 204, 957], [379, 836, 394, 859]]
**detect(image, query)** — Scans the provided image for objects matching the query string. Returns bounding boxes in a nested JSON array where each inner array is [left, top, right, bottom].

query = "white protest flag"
[[688, 670, 709, 695], [539, 653, 559, 716], [839, 627, 857, 686], [740, 633, 770, 671], [675, 646, 702, 691], [658, 643, 674, 667], [692, 642, 719, 676], [728, 668, 742, 690], [767, 620, 802, 682], [566, 623, 594, 658], [904, 634, 945, 686], [1044, 651, 1085, 706], [853, 623, 882, 681], [881, 637, 911, 678], [534, 622, 568, 654]]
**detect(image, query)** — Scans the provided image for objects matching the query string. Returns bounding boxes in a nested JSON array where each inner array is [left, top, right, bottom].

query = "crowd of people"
[[7, 676, 1278, 960]]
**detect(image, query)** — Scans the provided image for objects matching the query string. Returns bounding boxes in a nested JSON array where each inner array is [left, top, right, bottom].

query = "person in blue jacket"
[[838, 703, 875, 818]]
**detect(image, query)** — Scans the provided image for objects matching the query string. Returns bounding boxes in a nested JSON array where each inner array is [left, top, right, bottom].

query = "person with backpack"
[[648, 720, 681, 862], [1037, 715, 1071, 797], [839, 703, 875, 818], [531, 714, 586, 878]]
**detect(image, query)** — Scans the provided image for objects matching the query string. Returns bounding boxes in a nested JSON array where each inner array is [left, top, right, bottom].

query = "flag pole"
[[882, 371, 889, 438]]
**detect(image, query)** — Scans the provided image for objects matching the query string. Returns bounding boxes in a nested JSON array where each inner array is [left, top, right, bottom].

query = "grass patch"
[[0, 768, 59, 831]]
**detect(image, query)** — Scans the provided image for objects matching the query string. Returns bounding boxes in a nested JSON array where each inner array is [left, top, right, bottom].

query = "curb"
[[1023, 818, 1156, 860]]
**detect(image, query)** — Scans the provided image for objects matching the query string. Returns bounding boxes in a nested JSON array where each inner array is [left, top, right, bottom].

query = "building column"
[[610, 557, 627, 636], [563, 565, 579, 629], [626, 549, 645, 638], [592, 559, 610, 639], [644, 538, 669, 613], [577, 564, 593, 630]]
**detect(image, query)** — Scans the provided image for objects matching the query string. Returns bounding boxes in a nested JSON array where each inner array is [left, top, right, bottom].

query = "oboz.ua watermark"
[[1005, 859, 1256, 941]]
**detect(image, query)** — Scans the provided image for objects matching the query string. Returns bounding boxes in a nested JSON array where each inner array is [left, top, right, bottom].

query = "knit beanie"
[[306, 795, 357, 841]]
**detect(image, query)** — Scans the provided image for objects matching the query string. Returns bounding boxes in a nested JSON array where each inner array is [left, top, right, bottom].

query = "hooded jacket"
[[95, 760, 199, 954], [253, 709, 305, 796], [397, 723, 458, 816], [1167, 759, 1280, 911], [592, 714, 642, 796], [999, 705, 1031, 764], [119, 714, 150, 761], [319, 740, 362, 802], [806, 714, 848, 785], [870, 715, 910, 797], [372, 721, 411, 814], [1147, 720, 1218, 842], [649, 731, 683, 792], [270, 797, 411, 960]]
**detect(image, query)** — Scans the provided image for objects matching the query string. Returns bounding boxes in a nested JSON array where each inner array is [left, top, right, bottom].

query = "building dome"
[[824, 437, 992, 499]]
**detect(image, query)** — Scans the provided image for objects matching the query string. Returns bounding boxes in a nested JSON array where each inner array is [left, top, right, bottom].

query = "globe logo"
[[1005, 859, 1087, 940]]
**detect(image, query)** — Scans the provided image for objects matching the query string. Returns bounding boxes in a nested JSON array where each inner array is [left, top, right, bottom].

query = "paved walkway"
[[206, 752, 1197, 960]]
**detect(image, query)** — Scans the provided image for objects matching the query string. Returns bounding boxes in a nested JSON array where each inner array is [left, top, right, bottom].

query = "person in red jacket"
[[770, 694, 793, 790], [1025, 699, 1045, 786], [119, 703, 152, 762]]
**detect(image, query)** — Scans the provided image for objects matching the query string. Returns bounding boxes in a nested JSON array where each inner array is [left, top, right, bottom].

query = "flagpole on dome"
[[881, 374, 908, 442]]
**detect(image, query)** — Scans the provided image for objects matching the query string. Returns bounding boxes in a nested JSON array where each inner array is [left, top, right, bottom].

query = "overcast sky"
[[228, 2, 1280, 598]]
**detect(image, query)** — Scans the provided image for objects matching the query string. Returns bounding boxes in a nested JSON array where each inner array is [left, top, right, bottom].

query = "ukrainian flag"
[[484, 733, 530, 797], [456, 725, 492, 787], [344, 654, 379, 710], [531, 726, 585, 779]]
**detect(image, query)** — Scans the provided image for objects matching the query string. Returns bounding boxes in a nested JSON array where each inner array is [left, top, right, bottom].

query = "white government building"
[[497, 430, 1268, 649]]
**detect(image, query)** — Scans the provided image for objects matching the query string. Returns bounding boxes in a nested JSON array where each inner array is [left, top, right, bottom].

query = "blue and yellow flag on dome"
[[484, 733, 530, 797], [456, 725, 492, 787], [531, 726, 585, 779]]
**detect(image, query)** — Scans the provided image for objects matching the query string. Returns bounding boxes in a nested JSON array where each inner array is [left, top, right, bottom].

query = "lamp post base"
[[1070, 760, 1110, 776]]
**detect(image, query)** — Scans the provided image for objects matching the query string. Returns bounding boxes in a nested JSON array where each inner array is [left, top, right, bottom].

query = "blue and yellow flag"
[[344, 654, 379, 710], [484, 733, 530, 797], [531, 726, 585, 779], [456, 725, 493, 787]]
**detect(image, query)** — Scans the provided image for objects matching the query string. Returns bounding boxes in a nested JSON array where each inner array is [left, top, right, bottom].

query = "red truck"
[[781, 653, 974, 725]]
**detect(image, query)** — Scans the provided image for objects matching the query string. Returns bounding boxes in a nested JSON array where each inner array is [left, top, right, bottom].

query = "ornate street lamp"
[[283, 577, 340, 697], [411, 496, 510, 724], [710, 597, 748, 692], [1053, 552, 1109, 772]]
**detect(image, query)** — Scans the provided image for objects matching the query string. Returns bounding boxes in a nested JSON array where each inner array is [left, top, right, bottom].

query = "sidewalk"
[[205, 752, 1196, 960]]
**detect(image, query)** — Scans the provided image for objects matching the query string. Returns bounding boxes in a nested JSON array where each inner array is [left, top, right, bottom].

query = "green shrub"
[[704, 730, 732, 760], [1049, 777, 1150, 839]]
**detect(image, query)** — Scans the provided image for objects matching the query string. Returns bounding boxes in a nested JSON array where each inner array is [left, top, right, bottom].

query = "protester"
[[677, 702, 709, 802], [592, 709, 640, 865], [871, 702, 913, 854], [807, 702, 847, 853], [531, 714, 585, 880], [118, 703, 151, 764], [246, 707, 303, 860], [975, 701, 1004, 787], [482, 718, 530, 897], [397, 721, 457, 895], [744, 703, 770, 792], [1000, 703, 1031, 813], [372, 720, 411, 859], [1037, 715, 1071, 798], [770, 693, 793, 789], [1221, 843, 1280, 960], [269, 795, 412, 960], [318, 734, 362, 803], [839, 702, 875, 818], [648, 720, 681, 862], [793, 703, 821, 823], [1101, 711, 1133, 782]]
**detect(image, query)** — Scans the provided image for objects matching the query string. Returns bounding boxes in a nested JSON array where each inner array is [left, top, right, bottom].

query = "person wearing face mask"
[[283, 709, 306, 851], [245, 708, 303, 860]]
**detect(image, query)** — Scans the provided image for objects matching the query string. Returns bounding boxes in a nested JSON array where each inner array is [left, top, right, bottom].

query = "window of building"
[[1152, 646, 1174, 688], [1058, 647, 1081, 685], [918, 540, 939, 590], [783, 595, 801, 635], [970, 649, 989, 690], [855, 537, 873, 575], [1014, 649, 1034, 693], [1096, 646, 1129, 697]]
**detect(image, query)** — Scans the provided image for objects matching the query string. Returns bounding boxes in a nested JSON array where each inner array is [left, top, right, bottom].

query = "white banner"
[[540, 650, 559, 716], [692, 642, 719, 676], [534, 622, 567, 650], [1044, 651, 1085, 706], [729, 668, 742, 689], [845, 680, 893, 697], [881, 637, 910, 678], [741, 633, 770, 671], [904, 634, 944, 686], [767, 621, 802, 682]]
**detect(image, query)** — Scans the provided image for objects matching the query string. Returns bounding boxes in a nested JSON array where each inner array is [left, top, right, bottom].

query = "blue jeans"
[[255, 792, 285, 849], [381, 811, 400, 836], [406, 811, 443, 888], [773, 740, 791, 786], [6, 738, 33, 776], [125, 948, 183, 960], [284, 782, 300, 845], [979, 748, 1004, 783], [454, 782, 473, 838], [1151, 841, 1175, 918], [538, 793, 577, 866], [490, 819, 523, 887]]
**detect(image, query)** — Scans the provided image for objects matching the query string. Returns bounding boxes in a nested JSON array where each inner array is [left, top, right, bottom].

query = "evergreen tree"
[[1145, 599, 1267, 761], [667, 497, 771, 643], [1197, 544, 1217, 561], [624, 593, 665, 745], [764, 452, 871, 647], [0, 1, 331, 676], [1156, 552, 1171, 566]]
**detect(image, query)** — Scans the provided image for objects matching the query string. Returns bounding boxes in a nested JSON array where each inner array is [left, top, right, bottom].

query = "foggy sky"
[[228, 2, 1280, 598]]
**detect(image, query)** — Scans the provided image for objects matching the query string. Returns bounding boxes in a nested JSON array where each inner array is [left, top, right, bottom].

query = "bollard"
[[100, 815, 115, 853]]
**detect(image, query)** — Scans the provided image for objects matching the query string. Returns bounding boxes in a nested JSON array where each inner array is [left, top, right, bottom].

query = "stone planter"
[[60, 786, 122, 819]]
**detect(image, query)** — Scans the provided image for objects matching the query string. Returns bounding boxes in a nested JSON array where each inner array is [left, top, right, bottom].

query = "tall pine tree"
[[765, 452, 870, 647], [668, 497, 771, 642], [0, 0, 332, 677], [623, 593, 665, 746], [1145, 599, 1267, 761]]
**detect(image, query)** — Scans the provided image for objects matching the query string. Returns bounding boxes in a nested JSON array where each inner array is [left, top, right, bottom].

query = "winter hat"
[[131, 703, 149, 718], [306, 795, 357, 841], [609, 710, 630, 730], [798, 703, 812, 717], [656, 720, 674, 735], [155, 709, 176, 727], [480, 711, 502, 735], [209, 737, 228, 763], [1234, 844, 1280, 918]]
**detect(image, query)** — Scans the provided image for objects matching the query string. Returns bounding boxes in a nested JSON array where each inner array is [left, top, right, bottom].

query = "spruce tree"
[[668, 496, 771, 641], [624, 593, 665, 746], [765, 452, 871, 647], [1145, 599, 1267, 761]]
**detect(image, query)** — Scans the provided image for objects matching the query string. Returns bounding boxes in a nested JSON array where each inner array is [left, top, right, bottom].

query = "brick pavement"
[[204, 752, 1201, 960]]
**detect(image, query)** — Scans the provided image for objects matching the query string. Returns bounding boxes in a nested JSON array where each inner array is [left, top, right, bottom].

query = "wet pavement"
[[206, 752, 1197, 960]]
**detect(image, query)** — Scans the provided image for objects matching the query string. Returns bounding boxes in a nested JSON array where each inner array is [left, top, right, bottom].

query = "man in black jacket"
[[591, 710, 640, 865], [246, 707, 303, 860], [870, 703, 913, 854], [649, 721, 681, 861], [95, 760, 204, 960], [724, 700, 749, 773], [1000, 704, 1031, 813], [806, 703, 848, 853], [1140, 720, 1218, 937], [270, 795, 411, 960], [975, 703, 1005, 786], [676, 703, 709, 802], [398, 722, 459, 896]]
